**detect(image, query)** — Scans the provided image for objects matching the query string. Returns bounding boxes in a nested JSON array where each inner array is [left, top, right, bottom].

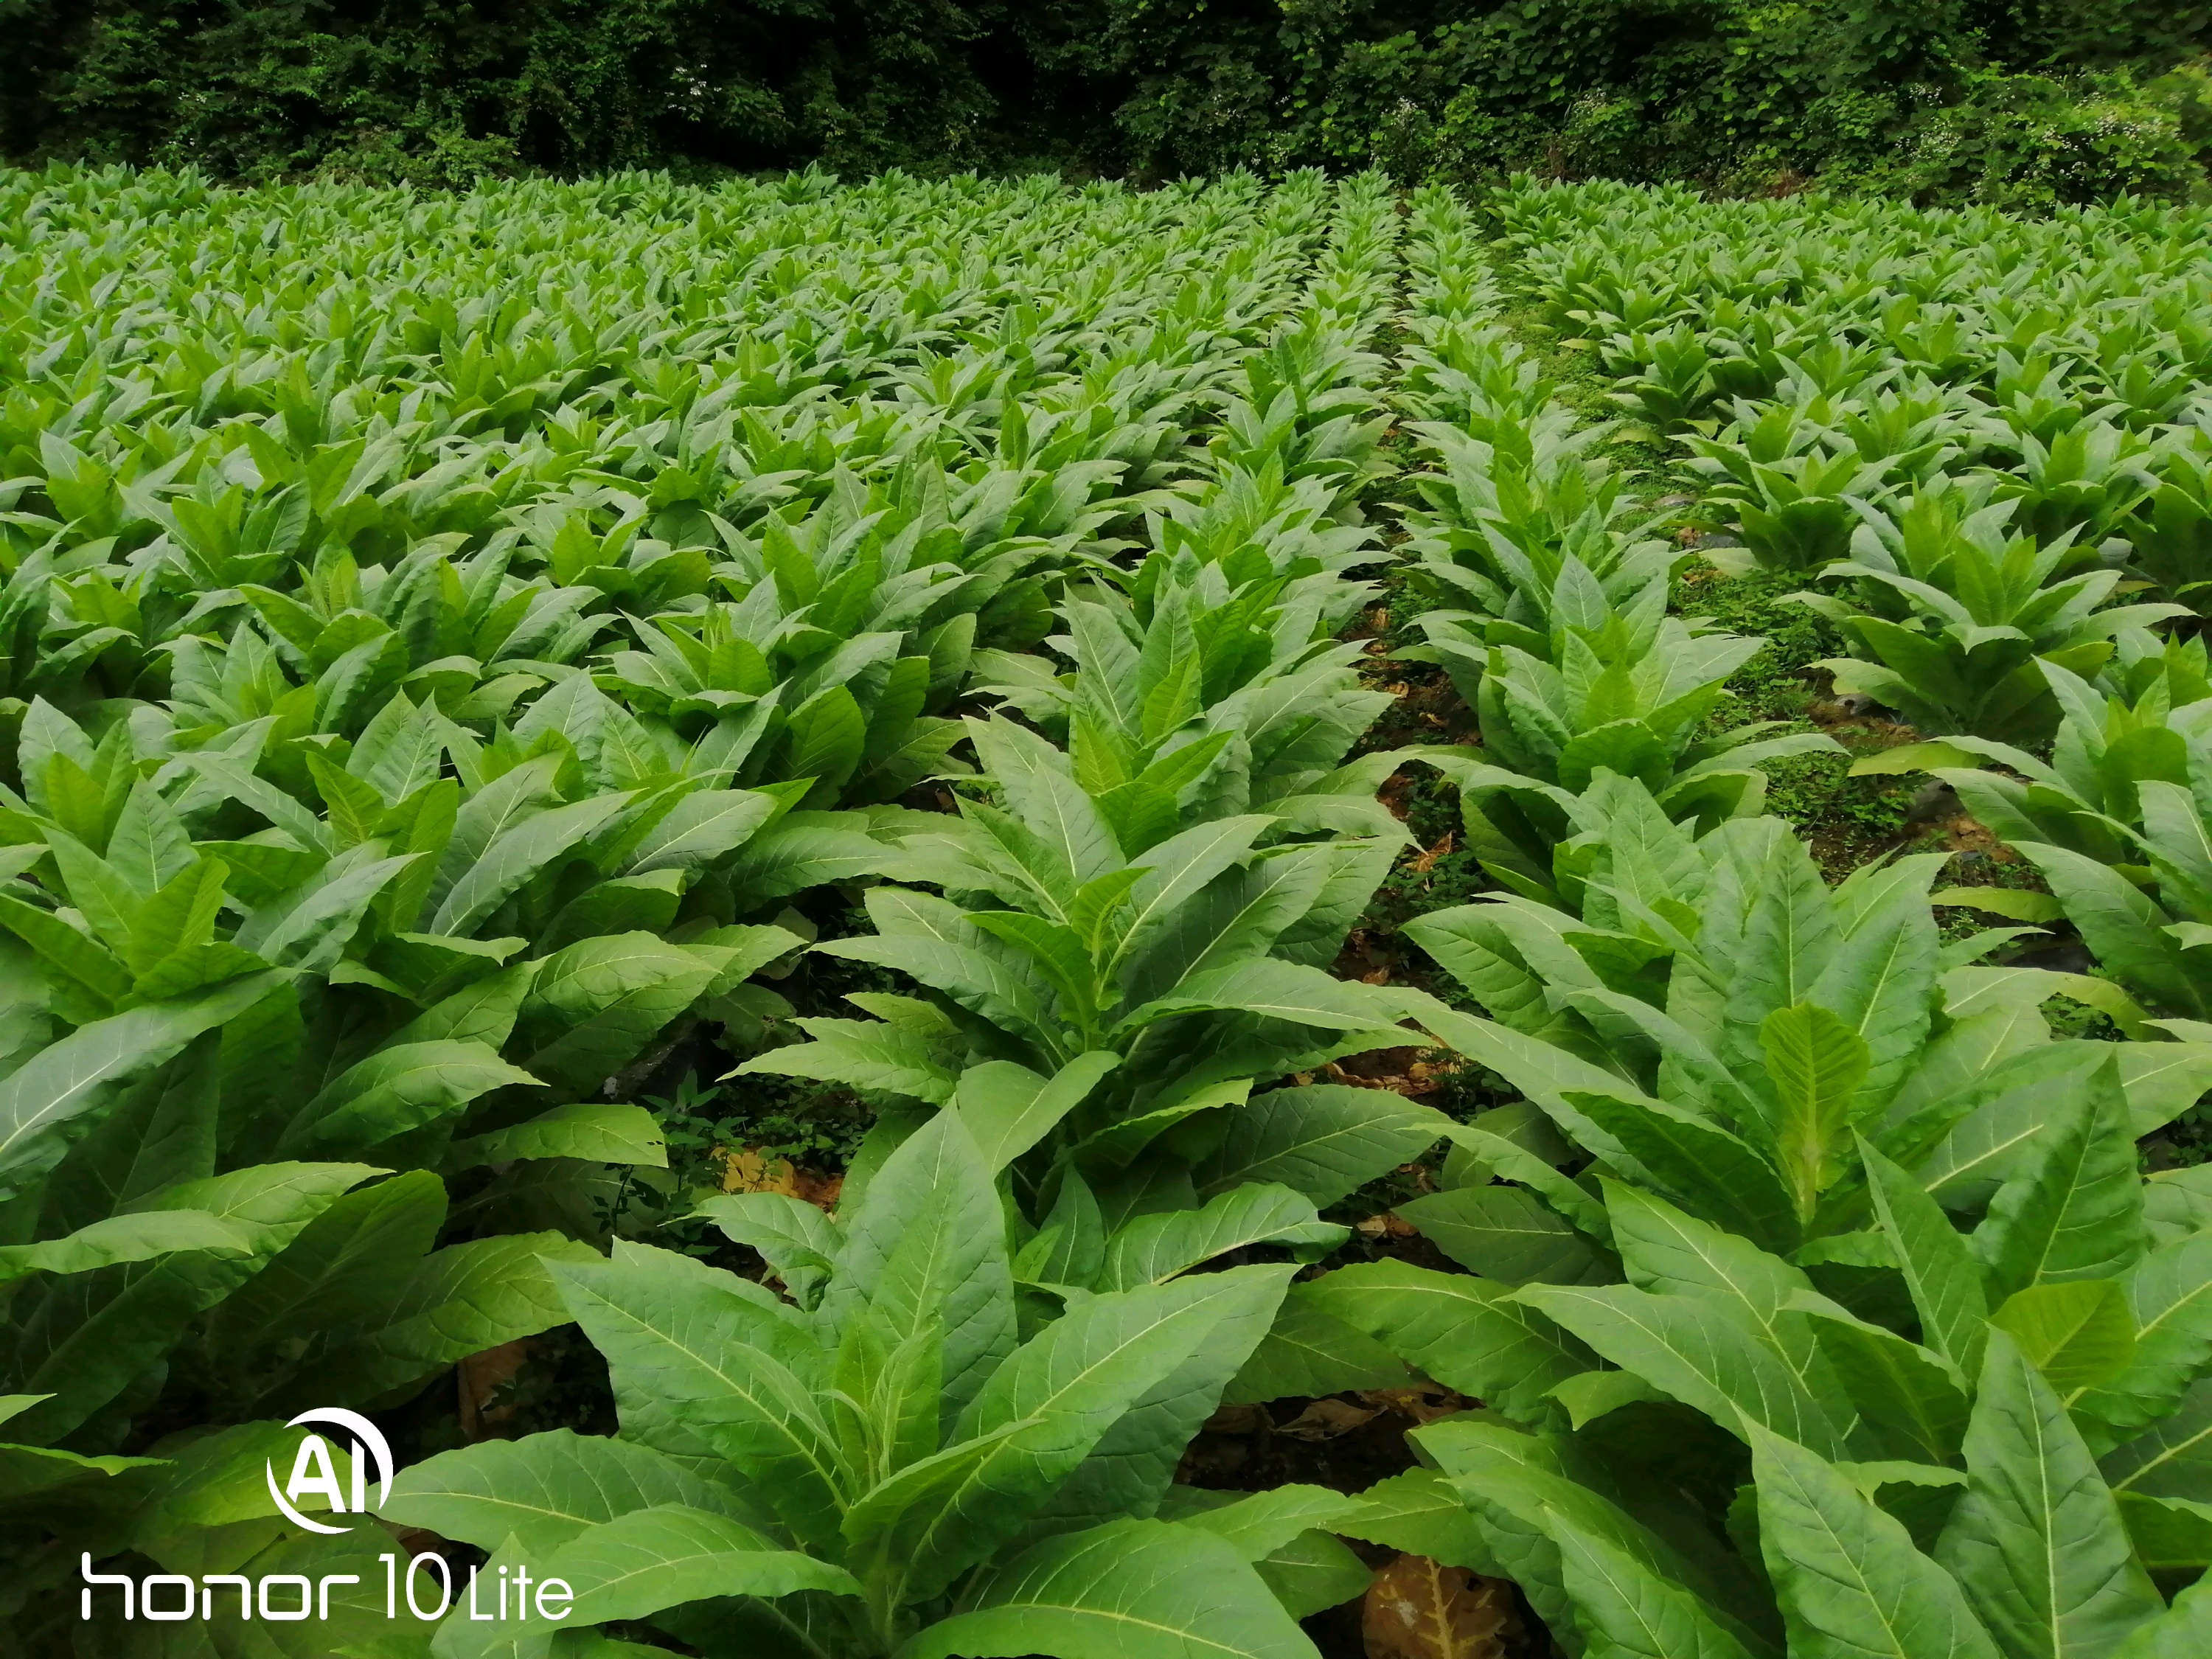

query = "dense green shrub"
[[0, 0, 1107, 181], [1, 1, 2209, 199]]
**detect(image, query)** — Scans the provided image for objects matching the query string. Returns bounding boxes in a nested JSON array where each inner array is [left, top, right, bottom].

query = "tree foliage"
[[3, 0, 2209, 200]]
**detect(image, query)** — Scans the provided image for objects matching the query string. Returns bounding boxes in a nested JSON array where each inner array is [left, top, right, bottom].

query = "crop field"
[[1, 164, 2211, 1659]]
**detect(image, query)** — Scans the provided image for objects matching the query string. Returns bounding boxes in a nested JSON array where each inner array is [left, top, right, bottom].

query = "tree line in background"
[[1, 2, 2211, 208]]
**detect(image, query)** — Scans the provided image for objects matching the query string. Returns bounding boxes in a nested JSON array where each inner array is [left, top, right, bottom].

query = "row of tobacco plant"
[[0, 161, 2207, 1658]]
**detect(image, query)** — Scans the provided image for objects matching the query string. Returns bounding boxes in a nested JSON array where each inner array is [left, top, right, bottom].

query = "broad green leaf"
[[1861, 1133, 1989, 1380], [8, 1161, 374, 1443], [539, 869, 684, 950], [0, 1441, 164, 1511], [1397, 1183, 1614, 1286], [0, 891, 133, 1005], [1936, 1331, 2163, 1659], [1517, 1281, 1851, 1456], [739, 1015, 960, 1103], [552, 1244, 843, 1551], [0, 1208, 257, 1284], [1722, 837, 1840, 1090], [384, 1430, 770, 1554], [2110, 1573, 2212, 1659], [2026, 845, 2197, 1014], [1595, 1183, 1862, 1447], [1970, 1057, 2145, 1300], [1191, 1083, 1447, 1207], [448, 1102, 667, 1168], [824, 888, 1057, 1041], [1792, 1296, 1971, 1466], [970, 910, 1098, 1021], [386, 959, 538, 1049], [519, 933, 720, 1091], [2144, 1166, 2212, 1245], [953, 1051, 1121, 1174], [697, 1191, 839, 1303], [124, 857, 231, 977], [1254, 1528, 1374, 1621], [1340, 1467, 1508, 1576], [2078, 1230, 2212, 1436], [720, 813, 889, 907], [245, 850, 419, 972], [1220, 1294, 1411, 1406], [1096, 1183, 1343, 1291], [1301, 1259, 1594, 1425], [432, 793, 629, 936], [206, 1168, 444, 1368], [622, 788, 777, 875], [1125, 956, 1405, 1034], [1933, 888, 2067, 923], [1168, 1486, 1371, 1619], [198, 1527, 411, 1655], [128, 1419, 358, 1567], [2115, 1042, 2212, 1136], [1023, 1259, 1295, 1537], [1567, 1089, 1799, 1254], [1551, 1368, 1666, 1427], [1992, 1281, 2139, 1397], [1604, 1183, 1818, 1352], [1106, 814, 1276, 979], [825, 1109, 1014, 1422], [2116, 1493, 2212, 1574], [34, 1022, 221, 1237], [886, 1265, 1293, 1607], [291, 1231, 599, 1405], [1441, 1121, 1610, 1239], [279, 1039, 540, 1156], [1416, 1414, 1767, 1644], [1411, 1000, 1650, 1126], [784, 685, 866, 804], [1836, 1460, 1971, 1552], [1063, 1078, 1250, 1177], [105, 779, 195, 898], [1550, 1512, 1763, 1659], [1110, 840, 1337, 1009], [1159, 1482, 1368, 1561], [543, 1503, 859, 1625], [1750, 1422, 2000, 1659], [904, 1517, 1318, 1659], [0, 970, 285, 1195], [1852, 742, 1982, 776], [1812, 862, 1944, 1113], [2101, 1377, 2212, 1500], [1761, 1003, 1870, 1219]]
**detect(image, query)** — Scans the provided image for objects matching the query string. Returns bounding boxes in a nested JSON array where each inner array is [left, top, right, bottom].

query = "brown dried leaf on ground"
[[1327, 1046, 1442, 1097], [714, 1147, 842, 1211], [1363, 1554, 1514, 1659], [1406, 832, 1455, 877], [1203, 1404, 1271, 1435], [1356, 1213, 1419, 1239], [457, 1339, 532, 1441], [1377, 771, 1419, 821], [1278, 1398, 1382, 1440], [1355, 1382, 1470, 1425], [716, 1146, 799, 1195], [792, 1167, 843, 1211]]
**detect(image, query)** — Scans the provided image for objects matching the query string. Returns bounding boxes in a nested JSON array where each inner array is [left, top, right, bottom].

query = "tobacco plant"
[[375, 1113, 1335, 1659], [1793, 479, 2183, 743]]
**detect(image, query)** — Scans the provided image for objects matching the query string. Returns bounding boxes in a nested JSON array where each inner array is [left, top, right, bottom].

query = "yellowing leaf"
[[1361, 1553, 1512, 1659]]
